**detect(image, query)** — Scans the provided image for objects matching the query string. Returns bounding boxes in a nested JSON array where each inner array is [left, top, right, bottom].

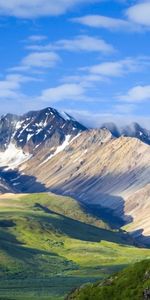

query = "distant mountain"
[[100, 122, 150, 145]]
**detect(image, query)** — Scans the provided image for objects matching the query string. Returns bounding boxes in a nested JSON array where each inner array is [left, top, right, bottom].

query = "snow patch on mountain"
[[0, 143, 31, 170], [58, 111, 75, 122], [41, 134, 72, 165], [26, 134, 34, 142]]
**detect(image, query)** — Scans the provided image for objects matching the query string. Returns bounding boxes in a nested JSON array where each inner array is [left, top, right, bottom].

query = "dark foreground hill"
[[67, 259, 150, 300]]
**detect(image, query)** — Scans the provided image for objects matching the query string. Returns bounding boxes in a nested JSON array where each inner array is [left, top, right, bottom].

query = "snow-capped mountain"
[[100, 122, 150, 145], [0, 107, 86, 152], [0, 107, 86, 169]]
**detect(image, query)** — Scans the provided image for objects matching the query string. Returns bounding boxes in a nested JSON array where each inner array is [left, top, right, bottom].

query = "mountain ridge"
[[1, 107, 150, 152]]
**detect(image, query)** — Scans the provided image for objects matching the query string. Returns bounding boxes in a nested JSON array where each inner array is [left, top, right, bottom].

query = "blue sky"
[[0, 0, 150, 127]]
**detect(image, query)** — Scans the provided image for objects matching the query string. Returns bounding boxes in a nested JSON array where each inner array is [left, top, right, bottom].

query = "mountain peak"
[[0, 107, 87, 169]]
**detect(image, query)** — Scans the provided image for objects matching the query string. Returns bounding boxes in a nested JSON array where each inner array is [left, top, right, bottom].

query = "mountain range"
[[0, 107, 150, 246]]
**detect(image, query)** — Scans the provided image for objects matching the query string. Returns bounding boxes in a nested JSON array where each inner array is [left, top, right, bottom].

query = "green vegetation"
[[0, 193, 150, 299], [67, 259, 150, 300]]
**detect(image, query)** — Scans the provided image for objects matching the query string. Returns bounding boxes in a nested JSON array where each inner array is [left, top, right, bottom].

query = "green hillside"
[[67, 259, 150, 300], [0, 193, 150, 300]]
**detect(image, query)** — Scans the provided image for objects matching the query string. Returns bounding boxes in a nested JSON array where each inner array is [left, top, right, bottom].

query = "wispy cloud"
[[80, 56, 150, 80], [21, 52, 60, 69], [40, 83, 87, 103], [0, 0, 101, 18], [127, 2, 150, 27], [59, 56, 150, 105], [61, 74, 107, 87], [71, 5, 150, 32], [26, 35, 114, 54], [54, 35, 114, 53], [0, 73, 36, 99], [119, 85, 150, 103], [84, 58, 137, 77], [28, 35, 48, 42], [10, 52, 60, 72], [112, 103, 137, 114], [71, 15, 135, 31]]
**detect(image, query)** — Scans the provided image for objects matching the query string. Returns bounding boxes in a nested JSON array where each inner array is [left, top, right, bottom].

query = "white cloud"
[[62, 74, 106, 86], [72, 15, 133, 31], [113, 103, 137, 114], [10, 52, 60, 72], [0, 74, 35, 99], [26, 35, 114, 53], [22, 52, 60, 68], [119, 85, 150, 102], [85, 58, 137, 77], [73, 5, 150, 32], [28, 35, 48, 42], [127, 2, 150, 27], [61, 56, 150, 91], [40, 83, 86, 102], [0, 0, 100, 18], [55, 35, 114, 53]]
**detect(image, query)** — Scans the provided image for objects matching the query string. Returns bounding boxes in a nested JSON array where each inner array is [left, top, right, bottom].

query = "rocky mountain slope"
[[0, 107, 150, 245]]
